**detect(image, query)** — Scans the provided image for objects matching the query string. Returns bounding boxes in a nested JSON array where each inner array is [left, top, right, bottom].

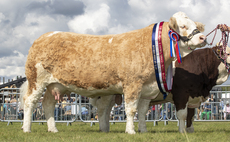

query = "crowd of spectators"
[[198, 94, 230, 120], [2, 93, 230, 121], [2, 95, 91, 121]]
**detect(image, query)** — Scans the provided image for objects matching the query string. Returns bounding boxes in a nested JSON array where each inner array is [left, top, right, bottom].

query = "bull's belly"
[[64, 82, 123, 98]]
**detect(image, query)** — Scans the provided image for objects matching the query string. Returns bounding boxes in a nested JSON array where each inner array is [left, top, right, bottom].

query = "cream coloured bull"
[[20, 12, 206, 134]]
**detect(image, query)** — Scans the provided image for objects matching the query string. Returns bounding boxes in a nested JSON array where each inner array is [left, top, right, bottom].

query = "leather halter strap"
[[180, 29, 200, 42]]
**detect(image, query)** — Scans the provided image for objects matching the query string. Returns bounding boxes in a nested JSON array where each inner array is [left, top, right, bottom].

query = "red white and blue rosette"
[[168, 29, 182, 63]]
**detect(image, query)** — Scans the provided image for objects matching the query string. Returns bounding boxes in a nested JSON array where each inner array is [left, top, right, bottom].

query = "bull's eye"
[[227, 53, 230, 56], [180, 25, 186, 29]]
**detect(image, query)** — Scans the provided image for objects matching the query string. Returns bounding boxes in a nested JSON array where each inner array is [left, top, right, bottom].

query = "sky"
[[0, 0, 230, 84]]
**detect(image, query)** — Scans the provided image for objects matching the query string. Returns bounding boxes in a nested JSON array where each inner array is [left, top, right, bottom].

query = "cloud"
[[0, 51, 26, 79], [0, 13, 5, 23], [68, 3, 110, 34], [27, 0, 85, 17], [0, 0, 86, 78]]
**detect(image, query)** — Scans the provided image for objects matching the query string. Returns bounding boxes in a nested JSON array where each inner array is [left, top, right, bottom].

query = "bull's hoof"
[[23, 129, 31, 133], [186, 127, 194, 133], [21, 126, 23, 130], [179, 128, 185, 133], [99, 129, 109, 132], [125, 129, 136, 134], [138, 128, 147, 133], [48, 128, 59, 133]]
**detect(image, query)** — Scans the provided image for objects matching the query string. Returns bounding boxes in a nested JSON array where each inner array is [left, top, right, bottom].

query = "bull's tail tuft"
[[19, 80, 28, 109]]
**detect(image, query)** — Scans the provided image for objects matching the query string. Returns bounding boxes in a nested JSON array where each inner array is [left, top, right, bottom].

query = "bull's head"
[[169, 12, 206, 56]]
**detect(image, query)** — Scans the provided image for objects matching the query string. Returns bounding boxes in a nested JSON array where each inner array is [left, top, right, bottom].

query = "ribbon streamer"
[[168, 30, 182, 63], [152, 22, 173, 99]]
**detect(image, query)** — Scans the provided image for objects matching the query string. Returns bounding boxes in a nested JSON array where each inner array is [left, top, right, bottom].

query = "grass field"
[[0, 121, 230, 142]]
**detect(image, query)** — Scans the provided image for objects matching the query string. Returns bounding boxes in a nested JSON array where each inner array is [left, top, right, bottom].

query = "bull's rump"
[[26, 25, 155, 93]]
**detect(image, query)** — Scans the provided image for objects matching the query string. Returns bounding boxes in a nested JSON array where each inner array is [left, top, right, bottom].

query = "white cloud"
[[0, 13, 5, 23], [128, 0, 153, 11], [68, 3, 110, 34], [0, 51, 26, 78], [14, 13, 58, 44]]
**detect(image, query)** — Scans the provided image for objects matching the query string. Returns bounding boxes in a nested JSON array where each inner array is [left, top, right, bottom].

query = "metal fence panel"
[[1, 85, 230, 126]]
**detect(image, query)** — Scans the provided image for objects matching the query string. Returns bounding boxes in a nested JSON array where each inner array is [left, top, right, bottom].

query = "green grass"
[[0, 121, 230, 142]]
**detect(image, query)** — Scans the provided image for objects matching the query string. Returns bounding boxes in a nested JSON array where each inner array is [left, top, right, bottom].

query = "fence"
[[1, 85, 230, 126]]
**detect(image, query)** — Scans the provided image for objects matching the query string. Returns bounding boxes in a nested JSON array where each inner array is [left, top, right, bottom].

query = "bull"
[[19, 11, 206, 134], [93, 45, 230, 133]]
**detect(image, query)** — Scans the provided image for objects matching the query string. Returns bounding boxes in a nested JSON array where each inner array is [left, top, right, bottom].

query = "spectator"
[[3, 101, 9, 120], [167, 103, 172, 119], [199, 102, 204, 119], [219, 99, 224, 119], [10, 96, 17, 115], [146, 109, 151, 120], [209, 94, 217, 119], [223, 101, 230, 120], [151, 105, 155, 120], [18, 108, 24, 120], [219, 99, 224, 110], [81, 106, 88, 120], [95, 113, 98, 120], [32, 108, 37, 121], [157, 104, 161, 119], [36, 98, 43, 120], [64, 100, 72, 120], [201, 100, 212, 120], [54, 100, 60, 121], [62, 98, 67, 111], [66, 100, 71, 111], [71, 99, 76, 119], [160, 103, 167, 120], [114, 104, 121, 120], [197, 105, 201, 120]]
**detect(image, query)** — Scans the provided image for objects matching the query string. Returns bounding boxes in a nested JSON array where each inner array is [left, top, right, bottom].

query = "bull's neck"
[[179, 48, 191, 57]]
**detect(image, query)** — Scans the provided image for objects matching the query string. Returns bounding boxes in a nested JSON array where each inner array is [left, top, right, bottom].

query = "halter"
[[206, 24, 230, 73], [180, 29, 201, 42]]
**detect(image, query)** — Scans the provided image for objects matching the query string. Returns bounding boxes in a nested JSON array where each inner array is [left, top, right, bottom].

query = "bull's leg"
[[186, 108, 195, 133], [96, 95, 115, 132], [23, 100, 34, 132], [43, 89, 58, 132], [176, 104, 188, 133], [23, 86, 45, 132], [137, 98, 151, 133], [124, 83, 142, 134]]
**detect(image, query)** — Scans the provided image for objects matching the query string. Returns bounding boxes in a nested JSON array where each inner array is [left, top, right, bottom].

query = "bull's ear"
[[169, 17, 178, 31], [195, 22, 205, 32]]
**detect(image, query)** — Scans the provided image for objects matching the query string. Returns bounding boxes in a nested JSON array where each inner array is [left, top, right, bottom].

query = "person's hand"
[[218, 24, 230, 32]]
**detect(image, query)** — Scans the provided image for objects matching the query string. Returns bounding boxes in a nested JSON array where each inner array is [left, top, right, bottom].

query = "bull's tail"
[[19, 80, 28, 109]]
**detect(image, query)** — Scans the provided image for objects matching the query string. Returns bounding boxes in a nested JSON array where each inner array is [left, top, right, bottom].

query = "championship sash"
[[152, 22, 173, 99]]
